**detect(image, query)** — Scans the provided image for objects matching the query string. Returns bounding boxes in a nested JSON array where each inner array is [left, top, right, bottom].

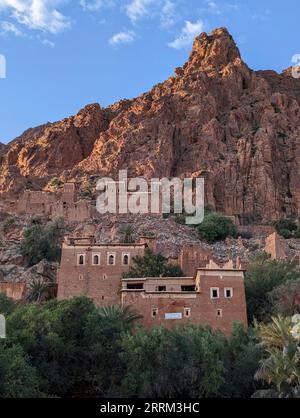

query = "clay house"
[[57, 236, 248, 335], [121, 260, 248, 336], [16, 182, 91, 222], [57, 235, 153, 305]]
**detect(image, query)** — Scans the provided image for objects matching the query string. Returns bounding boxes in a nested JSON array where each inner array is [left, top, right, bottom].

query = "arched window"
[[108, 254, 115, 265], [78, 254, 85, 265], [93, 255, 100, 265], [123, 254, 129, 265]]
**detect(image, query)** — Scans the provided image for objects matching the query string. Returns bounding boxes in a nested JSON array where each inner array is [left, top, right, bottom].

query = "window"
[[217, 309, 223, 318], [181, 285, 196, 292], [127, 283, 144, 290], [77, 254, 85, 265], [103, 274, 107, 280], [224, 288, 233, 298], [122, 253, 130, 265], [78, 273, 84, 281], [92, 253, 100, 265], [107, 253, 116, 265], [184, 308, 191, 318], [152, 308, 158, 318], [156, 286, 166, 292], [210, 288, 219, 299]]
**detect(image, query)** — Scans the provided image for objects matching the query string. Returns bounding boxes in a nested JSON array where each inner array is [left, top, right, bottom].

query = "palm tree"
[[27, 278, 52, 303], [255, 316, 300, 396], [98, 304, 142, 325], [119, 224, 135, 244]]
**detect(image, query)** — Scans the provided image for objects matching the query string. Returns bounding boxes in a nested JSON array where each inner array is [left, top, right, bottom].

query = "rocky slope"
[[1, 27, 300, 222]]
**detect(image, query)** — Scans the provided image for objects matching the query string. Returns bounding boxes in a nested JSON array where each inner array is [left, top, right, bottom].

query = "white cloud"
[[168, 19, 205, 50], [125, 0, 155, 22], [160, 0, 177, 28], [0, 20, 23, 36], [42, 38, 55, 47], [80, 0, 115, 12], [0, 1, 71, 34], [109, 29, 135, 45]]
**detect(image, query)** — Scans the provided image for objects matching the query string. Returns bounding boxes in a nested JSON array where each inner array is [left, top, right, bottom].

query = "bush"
[[123, 248, 183, 278], [268, 278, 300, 316], [245, 253, 300, 322], [21, 218, 65, 267], [0, 293, 15, 316], [197, 213, 238, 244], [275, 218, 297, 239]]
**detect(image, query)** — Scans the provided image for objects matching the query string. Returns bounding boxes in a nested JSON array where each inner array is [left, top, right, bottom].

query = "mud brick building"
[[57, 236, 248, 334], [121, 263, 248, 336], [16, 183, 91, 222], [57, 236, 153, 305]]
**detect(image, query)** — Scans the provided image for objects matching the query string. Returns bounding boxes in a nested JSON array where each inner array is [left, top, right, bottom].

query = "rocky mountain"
[[1, 27, 300, 222]]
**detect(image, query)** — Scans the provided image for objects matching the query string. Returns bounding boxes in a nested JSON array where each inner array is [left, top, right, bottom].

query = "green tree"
[[119, 224, 135, 244], [254, 316, 300, 398], [119, 325, 225, 398], [27, 278, 53, 304], [197, 213, 238, 243], [21, 218, 65, 266], [98, 305, 142, 327], [245, 253, 300, 322], [221, 324, 262, 398], [0, 293, 15, 316], [274, 218, 297, 239], [0, 343, 44, 398], [268, 278, 300, 317], [6, 297, 129, 397], [122, 248, 183, 278]]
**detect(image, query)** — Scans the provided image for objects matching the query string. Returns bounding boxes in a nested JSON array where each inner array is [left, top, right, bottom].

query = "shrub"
[[245, 253, 300, 322], [197, 213, 238, 243], [275, 218, 297, 239], [21, 218, 65, 267], [123, 248, 183, 278]]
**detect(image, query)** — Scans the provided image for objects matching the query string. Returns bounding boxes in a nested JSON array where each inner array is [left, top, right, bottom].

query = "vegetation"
[[119, 224, 135, 244], [254, 315, 300, 398], [274, 218, 300, 239], [245, 253, 300, 323], [21, 218, 65, 267], [0, 295, 263, 398], [197, 213, 238, 243], [48, 177, 63, 189], [1, 291, 299, 398], [122, 248, 184, 278]]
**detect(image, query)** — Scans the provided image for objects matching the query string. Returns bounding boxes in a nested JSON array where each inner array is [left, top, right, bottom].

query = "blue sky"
[[0, 0, 299, 143]]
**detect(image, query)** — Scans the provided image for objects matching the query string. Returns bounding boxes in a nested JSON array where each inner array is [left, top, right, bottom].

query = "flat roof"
[[197, 268, 246, 272], [122, 277, 194, 281]]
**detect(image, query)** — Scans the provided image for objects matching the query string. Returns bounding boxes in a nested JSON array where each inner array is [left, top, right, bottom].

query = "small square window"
[[210, 288, 219, 299], [217, 309, 223, 318], [184, 308, 191, 318], [152, 308, 158, 318], [107, 253, 116, 265], [77, 254, 85, 265], [224, 288, 233, 298], [156, 286, 166, 292]]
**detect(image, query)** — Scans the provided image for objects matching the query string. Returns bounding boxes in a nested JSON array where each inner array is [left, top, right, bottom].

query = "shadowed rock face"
[[1, 27, 300, 222]]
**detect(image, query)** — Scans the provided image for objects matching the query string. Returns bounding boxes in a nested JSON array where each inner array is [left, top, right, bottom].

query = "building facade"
[[121, 265, 248, 336], [57, 236, 147, 305], [57, 236, 248, 335]]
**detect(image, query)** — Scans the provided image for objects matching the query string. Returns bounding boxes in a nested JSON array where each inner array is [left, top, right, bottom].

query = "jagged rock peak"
[[188, 27, 241, 70]]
